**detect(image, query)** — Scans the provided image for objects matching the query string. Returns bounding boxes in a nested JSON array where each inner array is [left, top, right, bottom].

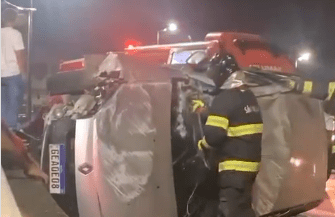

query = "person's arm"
[[13, 31, 26, 74], [200, 91, 235, 149], [15, 50, 26, 74]]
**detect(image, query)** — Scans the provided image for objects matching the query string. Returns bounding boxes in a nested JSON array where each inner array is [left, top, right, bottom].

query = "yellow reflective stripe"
[[192, 100, 205, 112], [328, 82, 335, 100], [197, 137, 211, 150], [227, 124, 263, 137], [218, 160, 260, 172], [303, 81, 313, 94], [289, 80, 296, 89], [206, 115, 229, 130], [332, 145, 335, 154]]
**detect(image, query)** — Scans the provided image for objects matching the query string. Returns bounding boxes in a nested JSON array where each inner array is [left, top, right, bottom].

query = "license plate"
[[49, 144, 66, 194]]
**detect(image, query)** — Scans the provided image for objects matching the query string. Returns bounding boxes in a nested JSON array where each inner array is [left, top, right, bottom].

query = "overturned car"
[[42, 56, 329, 217], [41, 33, 330, 217]]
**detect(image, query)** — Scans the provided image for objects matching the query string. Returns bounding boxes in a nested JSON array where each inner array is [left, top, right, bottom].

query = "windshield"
[[170, 49, 205, 64]]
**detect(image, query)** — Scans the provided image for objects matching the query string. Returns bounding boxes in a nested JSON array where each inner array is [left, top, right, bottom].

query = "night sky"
[[3, 0, 335, 79]]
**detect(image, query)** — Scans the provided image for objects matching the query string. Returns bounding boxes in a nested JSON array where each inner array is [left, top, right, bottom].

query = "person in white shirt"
[[1, 8, 26, 129]]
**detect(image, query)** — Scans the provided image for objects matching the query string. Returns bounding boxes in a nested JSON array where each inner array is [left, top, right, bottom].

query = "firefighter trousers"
[[218, 170, 257, 217]]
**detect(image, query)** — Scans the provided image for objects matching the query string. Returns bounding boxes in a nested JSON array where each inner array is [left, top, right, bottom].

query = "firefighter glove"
[[192, 99, 206, 113]]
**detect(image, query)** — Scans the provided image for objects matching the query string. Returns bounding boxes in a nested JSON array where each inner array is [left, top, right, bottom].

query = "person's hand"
[[197, 137, 212, 151], [21, 73, 28, 82], [192, 99, 206, 113], [23, 152, 48, 184]]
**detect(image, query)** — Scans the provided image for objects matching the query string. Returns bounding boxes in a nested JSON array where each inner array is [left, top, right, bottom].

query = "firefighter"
[[197, 54, 263, 217]]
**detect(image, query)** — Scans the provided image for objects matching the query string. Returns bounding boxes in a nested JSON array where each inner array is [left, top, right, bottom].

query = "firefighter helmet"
[[207, 54, 239, 88]]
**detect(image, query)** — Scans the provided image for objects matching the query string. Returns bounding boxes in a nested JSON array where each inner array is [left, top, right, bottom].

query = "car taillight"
[[59, 59, 85, 72]]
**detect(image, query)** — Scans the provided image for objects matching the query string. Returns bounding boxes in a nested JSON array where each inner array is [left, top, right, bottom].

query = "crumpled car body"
[[41, 54, 328, 217]]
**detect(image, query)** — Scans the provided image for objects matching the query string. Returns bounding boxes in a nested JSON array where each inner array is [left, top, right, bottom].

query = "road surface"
[[4, 169, 68, 217], [3, 169, 335, 216]]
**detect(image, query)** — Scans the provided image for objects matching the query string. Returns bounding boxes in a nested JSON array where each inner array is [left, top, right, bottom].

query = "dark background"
[[2, 0, 335, 80]]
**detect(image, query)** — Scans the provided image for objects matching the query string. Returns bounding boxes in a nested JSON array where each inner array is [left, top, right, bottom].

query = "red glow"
[[124, 39, 142, 48], [59, 58, 85, 72]]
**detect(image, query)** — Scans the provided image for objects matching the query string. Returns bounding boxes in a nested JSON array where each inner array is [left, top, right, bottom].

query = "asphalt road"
[[4, 169, 68, 217], [4, 169, 335, 217]]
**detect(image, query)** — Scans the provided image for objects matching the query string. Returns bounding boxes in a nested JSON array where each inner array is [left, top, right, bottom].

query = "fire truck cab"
[[124, 32, 296, 73]]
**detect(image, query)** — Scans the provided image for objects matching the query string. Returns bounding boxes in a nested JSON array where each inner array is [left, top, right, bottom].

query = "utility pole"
[[26, 0, 34, 121]]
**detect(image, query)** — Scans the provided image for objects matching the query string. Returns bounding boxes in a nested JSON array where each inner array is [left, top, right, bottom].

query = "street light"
[[157, 22, 178, 44], [295, 52, 311, 68], [168, 23, 178, 32]]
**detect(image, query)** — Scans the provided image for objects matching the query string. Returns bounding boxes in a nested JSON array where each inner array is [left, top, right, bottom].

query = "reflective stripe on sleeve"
[[227, 124, 263, 137], [218, 160, 260, 172], [332, 145, 335, 154], [206, 115, 229, 130], [302, 81, 313, 94], [328, 82, 335, 100]]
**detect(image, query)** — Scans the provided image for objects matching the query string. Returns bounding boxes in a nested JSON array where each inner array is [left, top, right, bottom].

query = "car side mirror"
[[186, 51, 209, 72]]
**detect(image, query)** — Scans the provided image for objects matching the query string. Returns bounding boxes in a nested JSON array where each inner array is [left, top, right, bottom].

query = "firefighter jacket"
[[199, 87, 263, 173]]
